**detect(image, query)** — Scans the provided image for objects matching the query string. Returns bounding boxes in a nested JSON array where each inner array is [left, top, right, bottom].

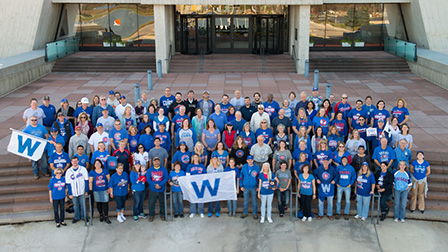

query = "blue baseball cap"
[[109, 90, 115, 95], [50, 127, 58, 132], [120, 95, 126, 100], [321, 157, 329, 161], [134, 160, 140, 165], [61, 98, 68, 103], [247, 155, 253, 160], [96, 122, 103, 127], [362, 162, 369, 166], [313, 87, 318, 91], [416, 150, 424, 156], [179, 141, 186, 145]]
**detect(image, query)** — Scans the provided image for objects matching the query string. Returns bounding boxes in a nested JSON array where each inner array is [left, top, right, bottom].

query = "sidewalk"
[[1, 70, 448, 162]]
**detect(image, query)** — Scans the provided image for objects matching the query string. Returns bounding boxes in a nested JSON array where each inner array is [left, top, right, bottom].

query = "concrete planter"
[[309, 43, 314, 47], [341, 42, 351, 47], [355, 42, 365, 47], [116, 42, 126, 47], [103, 42, 111, 47]]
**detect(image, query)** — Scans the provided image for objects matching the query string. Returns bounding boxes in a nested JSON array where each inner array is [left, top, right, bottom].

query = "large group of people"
[[22, 87, 431, 227]]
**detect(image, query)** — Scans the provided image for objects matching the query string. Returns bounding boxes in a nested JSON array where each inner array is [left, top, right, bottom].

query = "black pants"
[[96, 202, 109, 217], [148, 190, 165, 217], [53, 199, 65, 223], [301, 194, 312, 218], [277, 190, 288, 214]]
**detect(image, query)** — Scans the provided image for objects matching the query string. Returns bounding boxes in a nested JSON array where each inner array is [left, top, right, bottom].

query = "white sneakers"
[[267, 217, 273, 223], [394, 218, 399, 222], [120, 213, 126, 221], [117, 215, 123, 223], [260, 217, 265, 223], [401, 219, 405, 223], [302, 217, 307, 222], [260, 217, 273, 223], [308, 217, 312, 222], [361, 217, 366, 221], [200, 214, 205, 218], [189, 214, 195, 218], [354, 215, 361, 219]]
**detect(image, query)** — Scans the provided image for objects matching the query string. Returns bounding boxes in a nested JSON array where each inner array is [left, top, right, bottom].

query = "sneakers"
[[394, 218, 398, 222], [200, 214, 205, 218], [105, 217, 111, 224], [117, 216, 124, 223], [139, 213, 148, 219], [335, 214, 341, 220], [189, 214, 195, 218], [240, 214, 248, 219], [344, 215, 349, 220], [34, 175, 40, 180], [308, 217, 312, 222], [180, 214, 185, 218], [280, 214, 284, 218], [174, 214, 179, 218], [401, 219, 405, 223], [354, 215, 361, 219], [207, 213, 212, 218], [134, 216, 138, 222], [302, 217, 307, 222], [216, 213, 220, 217], [120, 213, 126, 221], [361, 217, 366, 221], [260, 217, 265, 223], [267, 217, 273, 223], [380, 214, 387, 221]]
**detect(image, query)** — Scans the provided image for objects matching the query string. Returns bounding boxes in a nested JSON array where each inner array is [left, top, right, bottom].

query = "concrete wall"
[[408, 48, 448, 90], [0, 0, 61, 58], [289, 5, 310, 74]]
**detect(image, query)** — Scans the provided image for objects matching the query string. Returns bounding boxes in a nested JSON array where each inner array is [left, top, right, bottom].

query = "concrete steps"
[[52, 58, 157, 72], [309, 58, 410, 72]]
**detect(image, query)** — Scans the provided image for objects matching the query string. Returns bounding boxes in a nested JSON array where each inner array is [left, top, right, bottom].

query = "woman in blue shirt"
[[391, 98, 410, 126], [91, 142, 109, 165], [187, 154, 207, 218], [371, 100, 391, 127], [239, 122, 256, 148], [297, 164, 316, 221], [153, 107, 170, 131], [212, 142, 229, 167], [410, 151, 430, 214], [255, 119, 273, 145], [193, 142, 208, 166], [172, 142, 191, 172], [108, 163, 130, 223], [202, 119, 221, 161], [138, 125, 154, 152], [48, 168, 67, 227], [305, 101, 317, 122], [258, 163, 276, 224], [313, 107, 330, 136], [354, 162, 376, 221], [127, 126, 140, 154], [89, 159, 111, 224], [292, 108, 312, 136], [327, 125, 343, 153], [130, 161, 148, 221], [393, 161, 412, 222]]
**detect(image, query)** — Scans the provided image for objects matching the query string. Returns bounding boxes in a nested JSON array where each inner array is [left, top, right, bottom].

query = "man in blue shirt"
[[159, 87, 176, 116], [240, 156, 260, 219], [146, 157, 168, 221], [92, 95, 116, 126], [348, 100, 368, 131], [313, 158, 338, 220], [263, 93, 280, 122], [109, 119, 129, 152], [39, 96, 56, 132], [394, 139, 412, 168], [373, 138, 396, 172], [23, 115, 49, 179]]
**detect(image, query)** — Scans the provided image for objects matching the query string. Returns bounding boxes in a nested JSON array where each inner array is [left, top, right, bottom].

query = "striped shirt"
[[66, 166, 89, 197]]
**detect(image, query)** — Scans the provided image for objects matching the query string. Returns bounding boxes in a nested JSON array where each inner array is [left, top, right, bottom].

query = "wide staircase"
[[52, 52, 156, 72], [1, 157, 447, 224], [169, 54, 296, 73]]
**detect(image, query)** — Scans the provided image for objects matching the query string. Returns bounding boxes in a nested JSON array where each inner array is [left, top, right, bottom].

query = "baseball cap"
[[321, 157, 329, 161], [102, 107, 108, 111], [75, 126, 81, 130], [61, 98, 68, 103], [81, 97, 89, 104], [96, 122, 103, 127], [203, 90, 209, 94], [362, 162, 369, 166], [134, 160, 140, 165], [247, 155, 254, 160], [43, 96, 50, 101], [258, 104, 264, 109], [378, 118, 384, 122], [179, 141, 186, 145], [50, 127, 58, 132], [416, 150, 424, 156], [153, 156, 160, 161], [120, 95, 126, 100], [57, 112, 64, 117], [313, 87, 318, 91], [109, 90, 115, 95]]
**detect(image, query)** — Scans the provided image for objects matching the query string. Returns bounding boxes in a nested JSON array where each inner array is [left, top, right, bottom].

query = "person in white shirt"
[[107, 90, 119, 108], [23, 98, 46, 126], [115, 96, 135, 119], [65, 156, 89, 223], [97, 108, 115, 133], [89, 123, 111, 153], [230, 89, 245, 110], [250, 105, 271, 132]]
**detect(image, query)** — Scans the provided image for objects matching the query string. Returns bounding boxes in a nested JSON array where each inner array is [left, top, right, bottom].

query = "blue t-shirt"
[[73, 106, 93, 119], [202, 129, 220, 149], [356, 173, 376, 196], [312, 116, 330, 135], [263, 101, 280, 120], [220, 103, 231, 115], [23, 124, 48, 138], [91, 150, 109, 164], [255, 128, 273, 144], [49, 152, 70, 170], [39, 104, 56, 127], [292, 117, 311, 132], [299, 173, 315, 196], [209, 112, 228, 132], [347, 108, 369, 127], [313, 166, 338, 199], [331, 119, 348, 138], [138, 133, 154, 152], [362, 104, 376, 119], [292, 148, 313, 163], [159, 95, 176, 116], [108, 172, 129, 196], [128, 134, 140, 153], [187, 163, 207, 175], [172, 114, 190, 132], [73, 153, 89, 168], [239, 131, 256, 148], [391, 106, 409, 124], [314, 150, 333, 166], [169, 170, 186, 192], [212, 150, 229, 167], [172, 150, 191, 171], [371, 109, 391, 127], [372, 146, 396, 165], [48, 177, 66, 200], [89, 169, 109, 191], [109, 127, 129, 149], [258, 172, 276, 195], [411, 160, 430, 180], [294, 161, 310, 176], [224, 166, 240, 189]]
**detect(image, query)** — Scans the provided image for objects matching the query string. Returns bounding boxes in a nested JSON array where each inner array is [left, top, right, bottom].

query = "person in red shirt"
[[113, 140, 132, 174]]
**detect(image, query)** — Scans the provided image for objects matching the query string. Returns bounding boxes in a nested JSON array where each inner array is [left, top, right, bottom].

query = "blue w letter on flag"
[[17, 135, 41, 157], [191, 179, 221, 198]]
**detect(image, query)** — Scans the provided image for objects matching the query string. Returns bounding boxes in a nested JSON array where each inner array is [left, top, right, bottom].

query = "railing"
[[384, 36, 417, 62], [199, 46, 205, 74], [45, 36, 79, 62], [291, 45, 299, 74], [165, 44, 173, 73], [260, 46, 266, 74]]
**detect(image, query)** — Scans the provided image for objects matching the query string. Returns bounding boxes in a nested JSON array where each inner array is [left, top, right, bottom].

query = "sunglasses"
[[261, 122, 267, 124], [359, 119, 365, 121], [339, 146, 344, 148], [55, 172, 62, 175], [80, 117, 86, 119], [30, 119, 37, 122], [115, 124, 121, 126], [100, 98, 106, 101], [342, 97, 348, 99], [138, 147, 144, 149]]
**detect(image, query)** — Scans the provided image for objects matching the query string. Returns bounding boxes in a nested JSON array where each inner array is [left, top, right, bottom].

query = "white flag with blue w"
[[7, 129, 47, 161], [178, 171, 237, 203]]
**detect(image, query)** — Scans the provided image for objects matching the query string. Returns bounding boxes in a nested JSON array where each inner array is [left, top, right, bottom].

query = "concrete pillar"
[[288, 5, 297, 56], [154, 5, 173, 74], [293, 5, 310, 75]]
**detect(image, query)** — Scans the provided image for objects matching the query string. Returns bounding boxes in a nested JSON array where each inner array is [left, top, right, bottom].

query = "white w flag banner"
[[178, 171, 237, 203], [7, 129, 47, 161]]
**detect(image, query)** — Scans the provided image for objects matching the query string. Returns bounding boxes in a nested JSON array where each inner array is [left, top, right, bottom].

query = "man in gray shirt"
[[23, 98, 46, 126], [275, 161, 292, 217], [250, 135, 272, 168], [148, 137, 169, 168]]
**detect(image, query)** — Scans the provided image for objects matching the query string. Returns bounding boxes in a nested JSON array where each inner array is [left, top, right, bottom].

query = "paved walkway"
[[1, 217, 448, 252], [1, 69, 448, 163]]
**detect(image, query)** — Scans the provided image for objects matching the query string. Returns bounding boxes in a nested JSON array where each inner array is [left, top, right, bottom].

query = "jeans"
[[301, 194, 312, 218], [32, 151, 48, 176], [132, 190, 145, 216], [356, 194, 371, 219], [336, 186, 351, 215], [227, 200, 237, 214], [208, 201, 221, 214], [72, 195, 87, 221], [148, 190, 165, 217], [260, 194, 273, 219], [172, 191, 184, 215], [318, 196, 334, 217], [243, 188, 258, 215], [380, 194, 390, 214], [115, 196, 126, 212], [277, 189, 290, 214], [190, 203, 204, 214], [52, 199, 65, 223], [394, 189, 409, 220]]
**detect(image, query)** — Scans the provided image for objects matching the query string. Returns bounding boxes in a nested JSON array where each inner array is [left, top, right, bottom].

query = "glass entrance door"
[[181, 15, 211, 54], [214, 16, 251, 53], [255, 16, 283, 54]]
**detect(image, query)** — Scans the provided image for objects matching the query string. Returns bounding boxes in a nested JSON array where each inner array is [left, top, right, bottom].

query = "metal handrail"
[[292, 45, 299, 74], [383, 36, 418, 62], [199, 46, 205, 74], [260, 46, 266, 74], [290, 176, 298, 221], [165, 44, 173, 73]]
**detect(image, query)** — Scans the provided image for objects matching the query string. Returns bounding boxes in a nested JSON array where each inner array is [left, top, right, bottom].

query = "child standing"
[[169, 161, 186, 218]]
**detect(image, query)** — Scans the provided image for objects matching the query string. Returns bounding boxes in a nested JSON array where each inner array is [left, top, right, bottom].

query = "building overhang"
[[52, 0, 410, 4]]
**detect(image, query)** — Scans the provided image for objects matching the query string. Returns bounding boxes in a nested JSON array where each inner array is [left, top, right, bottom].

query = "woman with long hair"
[[258, 163, 276, 224], [354, 162, 376, 221], [297, 164, 316, 221], [89, 159, 111, 224], [77, 112, 94, 137], [229, 135, 249, 169]]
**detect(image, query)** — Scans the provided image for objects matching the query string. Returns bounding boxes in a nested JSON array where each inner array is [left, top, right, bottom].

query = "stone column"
[[292, 5, 310, 75], [154, 5, 173, 74]]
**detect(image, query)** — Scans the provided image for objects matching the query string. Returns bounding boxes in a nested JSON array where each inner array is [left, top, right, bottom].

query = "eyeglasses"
[[138, 147, 144, 149], [55, 172, 62, 175], [342, 97, 348, 99], [100, 98, 106, 101], [258, 108, 264, 110], [30, 119, 37, 122], [261, 122, 267, 124]]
